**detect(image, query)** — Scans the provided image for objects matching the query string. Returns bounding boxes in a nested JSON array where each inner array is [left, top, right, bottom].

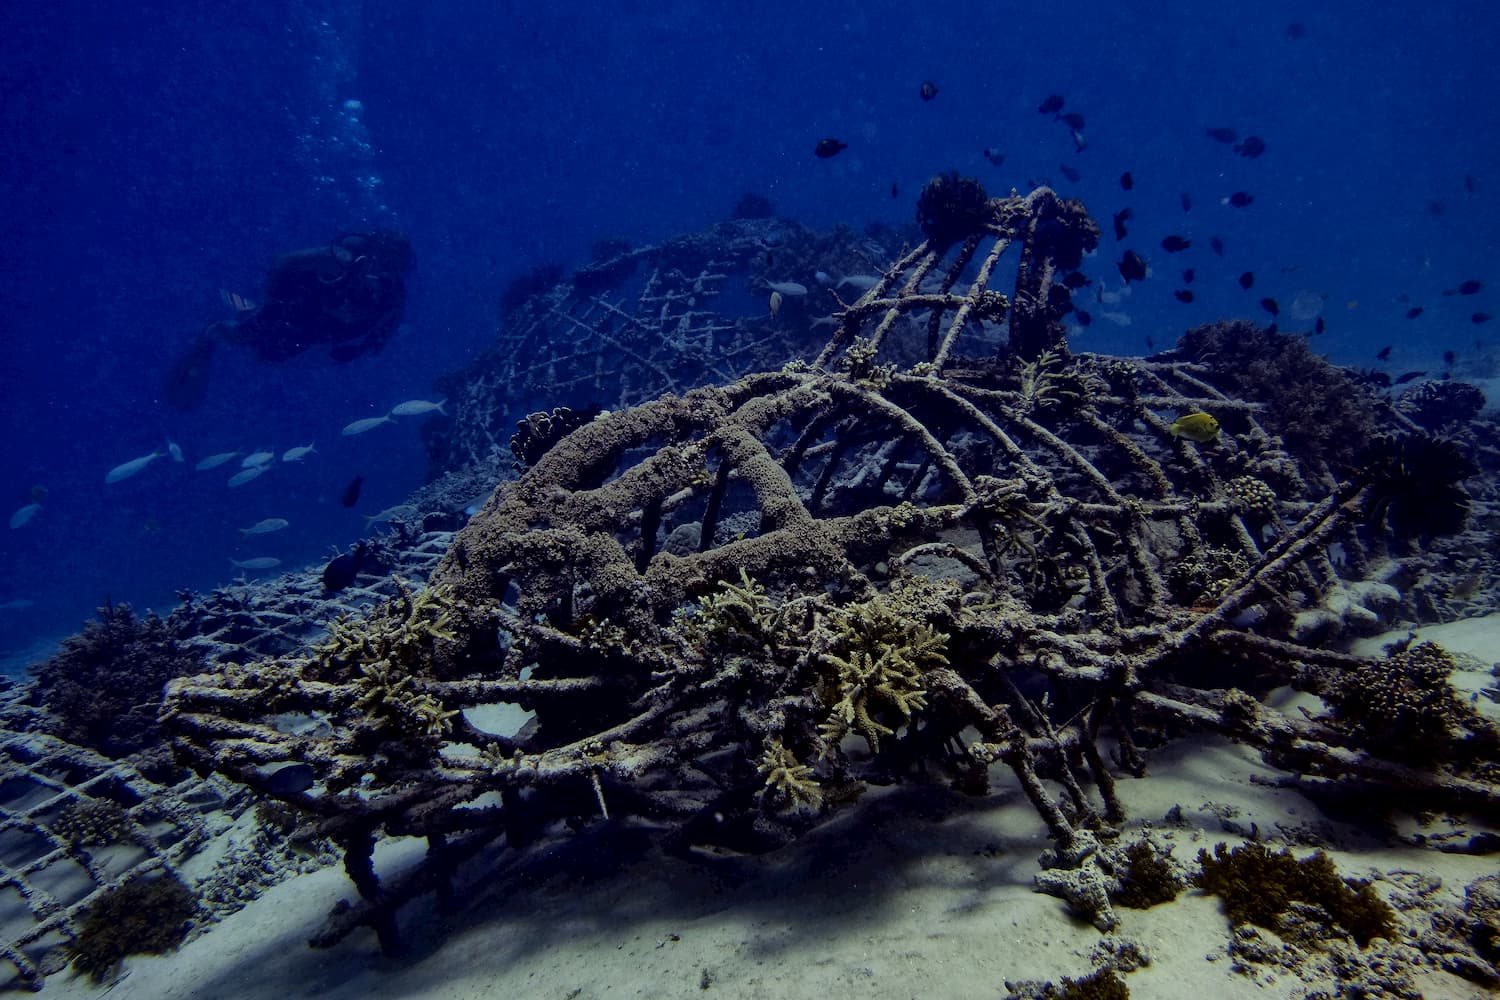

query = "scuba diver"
[[164, 230, 413, 409]]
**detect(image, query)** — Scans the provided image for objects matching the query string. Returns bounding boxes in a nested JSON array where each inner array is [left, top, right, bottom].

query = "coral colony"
[[4, 180, 1498, 991]]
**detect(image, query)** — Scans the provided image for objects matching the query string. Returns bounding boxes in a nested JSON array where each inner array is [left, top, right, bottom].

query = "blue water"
[[3, 1, 1497, 667]]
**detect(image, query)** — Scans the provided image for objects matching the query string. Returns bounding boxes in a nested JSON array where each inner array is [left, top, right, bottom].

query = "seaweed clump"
[[1194, 842, 1397, 947], [1321, 640, 1477, 764], [1110, 839, 1184, 909], [1052, 970, 1130, 1000], [916, 170, 991, 249], [28, 603, 207, 756], [67, 872, 199, 981]]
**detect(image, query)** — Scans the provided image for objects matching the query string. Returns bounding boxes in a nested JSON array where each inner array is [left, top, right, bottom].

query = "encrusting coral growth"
[[163, 185, 1500, 971]]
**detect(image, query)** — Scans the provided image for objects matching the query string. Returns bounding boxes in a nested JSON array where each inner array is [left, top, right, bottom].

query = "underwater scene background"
[[2, 2, 1498, 660]]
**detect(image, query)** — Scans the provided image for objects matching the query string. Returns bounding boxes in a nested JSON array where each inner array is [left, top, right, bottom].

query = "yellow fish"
[[1169, 412, 1220, 442]]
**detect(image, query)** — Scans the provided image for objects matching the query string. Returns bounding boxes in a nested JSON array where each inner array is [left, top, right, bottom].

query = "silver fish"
[[105, 450, 163, 484], [765, 280, 808, 296], [195, 450, 241, 470], [241, 450, 276, 468], [226, 466, 266, 488], [166, 438, 185, 462], [240, 517, 290, 535], [230, 557, 281, 571], [281, 443, 317, 462], [9, 503, 41, 529], [342, 415, 395, 436], [388, 399, 447, 417]]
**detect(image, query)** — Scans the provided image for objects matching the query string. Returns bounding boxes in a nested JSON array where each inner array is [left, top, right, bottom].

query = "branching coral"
[[814, 597, 946, 752], [756, 738, 823, 812], [1320, 640, 1479, 764]]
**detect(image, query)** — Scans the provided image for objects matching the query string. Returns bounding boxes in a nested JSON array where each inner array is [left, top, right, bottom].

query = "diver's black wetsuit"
[[164, 230, 412, 408]]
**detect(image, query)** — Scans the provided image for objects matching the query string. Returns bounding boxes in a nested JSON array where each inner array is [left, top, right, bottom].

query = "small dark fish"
[[1286, 22, 1307, 40], [891, 181, 899, 199], [1357, 370, 1392, 388], [1059, 163, 1081, 183], [1393, 370, 1427, 385], [1112, 207, 1132, 241], [1376, 346, 1392, 361], [340, 475, 364, 508], [1475, 312, 1494, 324], [1118, 250, 1147, 284], [322, 542, 367, 593], [1075, 308, 1092, 327], [1210, 236, 1225, 256], [1458, 279, 1482, 295], [983, 147, 1006, 166], [1058, 111, 1086, 130], [1062, 271, 1091, 289], [1182, 268, 1195, 284], [1397, 292, 1410, 302], [1260, 297, 1280, 316], [920, 80, 939, 101], [1464, 173, 1476, 194], [1313, 316, 1326, 335], [1120, 171, 1134, 191], [1238, 271, 1254, 290], [1038, 94, 1065, 114], [1404, 306, 1424, 319], [1161, 235, 1191, 253], [1427, 200, 1446, 217], [1206, 127, 1237, 144], [262, 762, 315, 796], [1444, 350, 1456, 367], [1174, 289, 1195, 303], [814, 138, 847, 159], [1180, 192, 1193, 212], [1145, 334, 1155, 350], [1228, 191, 1254, 207], [1233, 135, 1266, 159]]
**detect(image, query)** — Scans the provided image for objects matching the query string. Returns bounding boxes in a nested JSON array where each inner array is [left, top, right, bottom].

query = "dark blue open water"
[[3, 1, 1497, 668]]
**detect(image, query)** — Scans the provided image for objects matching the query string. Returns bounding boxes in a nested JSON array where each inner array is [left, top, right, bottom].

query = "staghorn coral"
[[756, 738, 823, 812], [814, 594, 946, 752]]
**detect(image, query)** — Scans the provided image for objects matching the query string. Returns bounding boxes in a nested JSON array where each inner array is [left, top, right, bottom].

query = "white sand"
[[34, 618, 1500, 999]]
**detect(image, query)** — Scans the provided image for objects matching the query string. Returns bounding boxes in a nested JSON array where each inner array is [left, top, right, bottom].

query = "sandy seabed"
[[35, 619, 1500, 1000]]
